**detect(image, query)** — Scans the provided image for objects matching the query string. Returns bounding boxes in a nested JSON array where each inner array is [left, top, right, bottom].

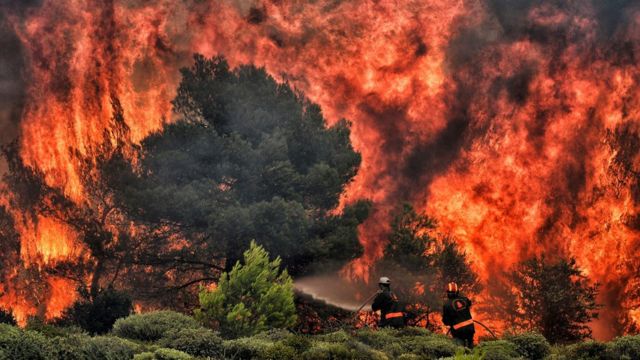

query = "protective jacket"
[[371, 288, 405, 328], [442, 295, 475, 335]]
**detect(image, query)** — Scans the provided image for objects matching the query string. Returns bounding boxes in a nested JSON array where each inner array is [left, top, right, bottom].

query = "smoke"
[[294, 274, 375, 312], [0, 11, 26, 174]]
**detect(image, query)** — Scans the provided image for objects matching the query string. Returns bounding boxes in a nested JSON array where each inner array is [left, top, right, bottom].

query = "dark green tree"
[[56, 287, 132, 334], [106, 54, 367, 282], [504, 256, 600, 343]]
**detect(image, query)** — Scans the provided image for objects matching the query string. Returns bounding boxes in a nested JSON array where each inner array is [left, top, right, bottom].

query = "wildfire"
[[1, 0, 639, 338]]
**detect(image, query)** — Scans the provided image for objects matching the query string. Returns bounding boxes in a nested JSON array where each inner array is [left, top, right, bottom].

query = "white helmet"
[[379, 277, 391, 285]]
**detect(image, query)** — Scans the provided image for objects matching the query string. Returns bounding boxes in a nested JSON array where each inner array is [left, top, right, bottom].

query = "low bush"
[[49, 334, 91, 360], [153, 348, 193, 360], [222, 337, 274, 360], [0, 325, 53, 360], [506, 332, 551, 360], [354, 328, 401, 349], [159, 327, 223, 358], [565, 340, 615, 360], [301, 339, 388, 360], [59, 288, 132, 335], [608, 335, 640, 360], [134, 353, 155, 360], [113, 311, 201, 341], [82, 335, 138, 360], [475, 340, 521, 360], [316, 329, 352, 343], [407, 335, 460, 359]]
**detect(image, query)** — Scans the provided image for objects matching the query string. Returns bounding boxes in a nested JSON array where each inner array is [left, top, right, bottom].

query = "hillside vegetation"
[[1, 316, 639, 360]]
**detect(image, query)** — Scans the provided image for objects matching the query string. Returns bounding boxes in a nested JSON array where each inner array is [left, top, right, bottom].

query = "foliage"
[[82, 335, 139, 360], [105, 54, 366, 299], [0, 325, 53, 360], [301, 340, 388, 360], [222, 337, 274, 359], [506, 332, 551, 360], [196, 241, 297, 338], [58, 287, 132, 334], [500, 256, 600, 343], [608, 335, 640, 359], [152, 348, 193, 360], [565, 340, 613, 360], [474, 340, 521, 360], [0, 310, 15, 326], [112, 311, 201, 342], [158, 327, 223, 358]]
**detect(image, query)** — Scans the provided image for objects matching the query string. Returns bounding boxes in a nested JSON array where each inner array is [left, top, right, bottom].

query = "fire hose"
[[446, 320, 498, 340], [351, 291, 381, 325], [351, 292, 498, 340]]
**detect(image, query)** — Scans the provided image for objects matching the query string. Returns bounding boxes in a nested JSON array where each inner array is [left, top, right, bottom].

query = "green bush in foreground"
[[608, 335, 640, 360], [153, 348, 193, 360], [196, 241, 297, 338], [159, 327, 223, 358], [506, 332, 551, 360], [113, 311, 201, 341], [83, 335, 139, 359], [0, 325, 52, 360], [475, 340, 521, 360]]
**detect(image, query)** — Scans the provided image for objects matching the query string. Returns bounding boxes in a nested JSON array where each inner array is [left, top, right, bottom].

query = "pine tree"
[[505, 256, 600, 343], [195, 241, 297, 338]]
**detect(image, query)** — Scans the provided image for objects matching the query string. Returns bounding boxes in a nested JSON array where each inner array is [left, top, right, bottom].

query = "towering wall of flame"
[[1, 0, 639, 337]]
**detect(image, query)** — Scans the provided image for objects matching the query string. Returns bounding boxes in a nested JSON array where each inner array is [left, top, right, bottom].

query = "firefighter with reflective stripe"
[[371, 277, 406, 328], [442, 282, 475, 348]]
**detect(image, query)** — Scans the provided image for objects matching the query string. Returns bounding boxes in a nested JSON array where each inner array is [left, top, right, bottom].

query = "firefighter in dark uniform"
[[371, 277, 405, 328], [442, 282, 475, 348]]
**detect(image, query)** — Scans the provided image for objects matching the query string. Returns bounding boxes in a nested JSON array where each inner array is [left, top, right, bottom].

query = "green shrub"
[[252, 329, 311, 353], [59, 287, 132, 335], [262, 342, 299, 360], [475, 340, 521, 360], [317, 329, 352, 343], [49, 334, 91, 360], [153, 348, 193, 360], [506, 332, 551, 360], [407, 336, 460, 359], [134, 353, 155, 360], [159, 327, 223, 358], [196, 242, 297, 338], [396, 355, 421, 360], [223, 337, 273, 360], [565, 340, 615, 360], [82, 335, 138, 360], [113, 311, 200, 341], [355, 328, 400, 349], [302, 340, 387, 360], [26, 317, 86, 338], [608, 335, 640, 360], [395, 327, 431, 337], [281, 333, 312, 353], [0, 326, 53, 360]]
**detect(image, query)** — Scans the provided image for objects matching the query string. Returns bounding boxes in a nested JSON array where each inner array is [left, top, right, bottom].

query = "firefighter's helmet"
[[379, 277, 391, 286], [446, 282, 459, 294]]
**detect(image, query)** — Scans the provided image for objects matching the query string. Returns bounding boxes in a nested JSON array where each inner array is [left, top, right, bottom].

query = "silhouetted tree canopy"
[[499, 256, 600, 344], [105, 54, 368, 288]]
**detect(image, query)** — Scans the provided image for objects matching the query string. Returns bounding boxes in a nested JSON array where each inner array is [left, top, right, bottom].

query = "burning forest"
[[0, 0, 639, 350]]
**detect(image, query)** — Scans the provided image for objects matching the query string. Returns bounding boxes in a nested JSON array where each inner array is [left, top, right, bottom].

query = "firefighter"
[[371, 277, 406, 328], [442, 282, 475, 348]]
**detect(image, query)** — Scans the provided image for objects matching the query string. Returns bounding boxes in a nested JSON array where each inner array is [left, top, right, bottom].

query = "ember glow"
[[1, 0, 639, 338]]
